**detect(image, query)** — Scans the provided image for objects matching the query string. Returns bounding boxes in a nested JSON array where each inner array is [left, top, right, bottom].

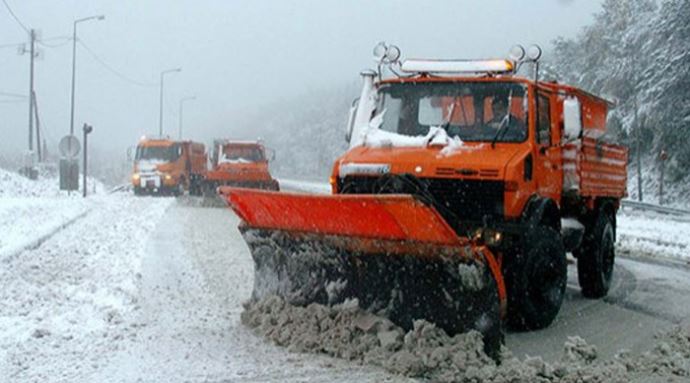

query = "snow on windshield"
[[219, 146, 263, 164], [374, 82, 528, 144], [356, 110, 465, 155]]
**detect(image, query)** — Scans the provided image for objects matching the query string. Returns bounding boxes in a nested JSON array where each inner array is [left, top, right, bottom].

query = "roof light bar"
[[400, 59, 514, 74]]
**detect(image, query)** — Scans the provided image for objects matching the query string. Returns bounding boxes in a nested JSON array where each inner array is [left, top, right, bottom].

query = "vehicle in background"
[[131, 137, 206, 196], [204, 139, 279, 192]]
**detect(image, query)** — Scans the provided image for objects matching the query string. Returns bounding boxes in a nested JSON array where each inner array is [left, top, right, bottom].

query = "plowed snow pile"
[[243, 296, 690, 382]]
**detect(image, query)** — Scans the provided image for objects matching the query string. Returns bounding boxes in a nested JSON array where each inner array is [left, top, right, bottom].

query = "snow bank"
[[243, 296, 690, 382], [0, 194, 173, 381], [0, 167, 104, 198], [617, 209, 690, 260], [0, 198, 90, 260], [0, 167, 106, 260]]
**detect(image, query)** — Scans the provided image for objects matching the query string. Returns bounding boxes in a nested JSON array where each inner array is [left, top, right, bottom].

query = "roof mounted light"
[[526, 45, 542, 61], [373, 41, 387, 59], [509, 45, 526, 61], [385, 45, 401, 63], [373, 41, 401, 64], [400, 59, 514, 74]]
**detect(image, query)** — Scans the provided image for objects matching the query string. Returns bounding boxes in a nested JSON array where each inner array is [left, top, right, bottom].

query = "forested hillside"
[[547, 0, 689, 202]]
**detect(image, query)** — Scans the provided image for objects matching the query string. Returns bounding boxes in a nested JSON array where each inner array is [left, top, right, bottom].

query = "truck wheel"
[[174, 180, 185, 197], [506, 225, 567, 331], [575, 212, 615, 298]]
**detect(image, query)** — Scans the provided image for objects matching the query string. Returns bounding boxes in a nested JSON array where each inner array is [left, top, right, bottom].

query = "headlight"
[[339, 163, 390, 177], [132, 173, 140, 181], [473, 228, 503, 247], [164, 174, 172, 180]]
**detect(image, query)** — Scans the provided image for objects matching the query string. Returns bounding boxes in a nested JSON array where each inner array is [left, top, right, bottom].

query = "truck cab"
[[333, 45, 628, 330], [205, 140, 279, 191], [131, 137, 206, 196]]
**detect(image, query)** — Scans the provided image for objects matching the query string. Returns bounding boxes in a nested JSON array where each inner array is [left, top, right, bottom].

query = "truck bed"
[[563, 136, 628, 198]]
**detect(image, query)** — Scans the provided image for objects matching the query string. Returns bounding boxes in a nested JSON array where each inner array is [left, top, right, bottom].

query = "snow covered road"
[[93, 202, 404, 382], [3, 188, 690, 382], [0, 194, 405, 382]]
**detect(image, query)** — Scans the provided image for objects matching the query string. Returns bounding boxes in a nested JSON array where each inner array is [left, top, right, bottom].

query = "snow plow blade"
[[220, 187, 506, 357]]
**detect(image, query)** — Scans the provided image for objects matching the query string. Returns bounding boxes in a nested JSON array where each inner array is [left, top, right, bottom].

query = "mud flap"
[[222, 188, 506, 357]]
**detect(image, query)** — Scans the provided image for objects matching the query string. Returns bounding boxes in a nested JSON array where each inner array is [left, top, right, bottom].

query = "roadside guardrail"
[[621, 199, 689, 216]]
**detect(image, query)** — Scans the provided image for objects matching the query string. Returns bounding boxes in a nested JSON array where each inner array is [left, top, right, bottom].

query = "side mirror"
[[563, 97, 582, 141], [345, 98, 359, 143], [266, 148, 276, 162], [126, 146, 133, 162]]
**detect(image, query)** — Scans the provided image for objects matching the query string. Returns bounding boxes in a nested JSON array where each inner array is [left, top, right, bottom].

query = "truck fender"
[[521, 196, 561, 232]]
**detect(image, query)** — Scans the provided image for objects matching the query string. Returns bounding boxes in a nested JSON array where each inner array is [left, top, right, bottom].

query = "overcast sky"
[[1, 0, 603, 157]]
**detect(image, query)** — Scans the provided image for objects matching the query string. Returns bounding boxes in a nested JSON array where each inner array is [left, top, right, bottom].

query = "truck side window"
[[537, 95, 551, 146]]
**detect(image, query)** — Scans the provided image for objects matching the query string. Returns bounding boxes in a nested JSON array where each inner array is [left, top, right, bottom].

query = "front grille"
[[338, 176, 504, 232]]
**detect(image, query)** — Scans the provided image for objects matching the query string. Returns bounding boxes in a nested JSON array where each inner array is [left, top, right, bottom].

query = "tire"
[[506, 225, 567, 331], [575, 211, 615, 298], [174, 180, 184, 197]]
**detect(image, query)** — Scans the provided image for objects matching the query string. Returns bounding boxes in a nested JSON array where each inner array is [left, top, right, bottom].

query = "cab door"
[[533, 92, 562, 201]]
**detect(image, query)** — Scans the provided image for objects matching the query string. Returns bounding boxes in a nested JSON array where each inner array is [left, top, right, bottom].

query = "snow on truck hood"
[[342, 135, 528, 179], [342, 112, 528, 177]]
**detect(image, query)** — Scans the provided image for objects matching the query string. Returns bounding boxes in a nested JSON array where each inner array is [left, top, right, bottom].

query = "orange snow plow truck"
[[220, 44, 628, 357], [131, 137, 207, 196], [204, 139, 279, 192]]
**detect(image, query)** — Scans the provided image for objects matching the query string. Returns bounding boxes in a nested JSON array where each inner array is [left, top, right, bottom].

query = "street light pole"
[[69, 15, 105, 137], [178, 96, 196, 139], [158, 68, 181, 137]]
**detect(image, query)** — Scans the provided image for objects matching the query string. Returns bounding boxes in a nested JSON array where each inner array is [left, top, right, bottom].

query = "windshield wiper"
[[428, 102, 456, 146], [490, 116, 510, 148]]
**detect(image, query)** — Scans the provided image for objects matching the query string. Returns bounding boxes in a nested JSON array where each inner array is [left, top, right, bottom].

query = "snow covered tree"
[[637, 0, 690, 181]]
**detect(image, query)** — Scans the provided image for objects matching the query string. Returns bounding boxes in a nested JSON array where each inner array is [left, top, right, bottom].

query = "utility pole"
[[33, 90, 42, 161], [659, 149, 667, 205], [27, 29, 36, 152], [630, 51, 643, 202]]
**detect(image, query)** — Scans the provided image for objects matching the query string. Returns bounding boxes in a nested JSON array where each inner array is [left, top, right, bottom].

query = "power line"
[[0, 41, 23, 49], [37, 35, 73, 48], [77, 39, 158, 88], [0, 91, 28, 98], [1, 0, 29, 33]]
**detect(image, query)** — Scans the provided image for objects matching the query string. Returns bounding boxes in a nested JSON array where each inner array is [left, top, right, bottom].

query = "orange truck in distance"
[[204, 140, 279, 192], [219, 43, 628, 357], [131, 137, 207, 196]]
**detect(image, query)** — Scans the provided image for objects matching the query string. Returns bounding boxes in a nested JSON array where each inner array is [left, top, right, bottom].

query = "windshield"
[[377, 82, 528, 143], [135, 144, 181, 161], [221, 146, 264, 162]]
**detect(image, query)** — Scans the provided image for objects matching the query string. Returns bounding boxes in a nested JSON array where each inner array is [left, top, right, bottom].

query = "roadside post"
[[659, 149, 667, 205], [82, 123, 93, 197], [59, 134, 80, 191]]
